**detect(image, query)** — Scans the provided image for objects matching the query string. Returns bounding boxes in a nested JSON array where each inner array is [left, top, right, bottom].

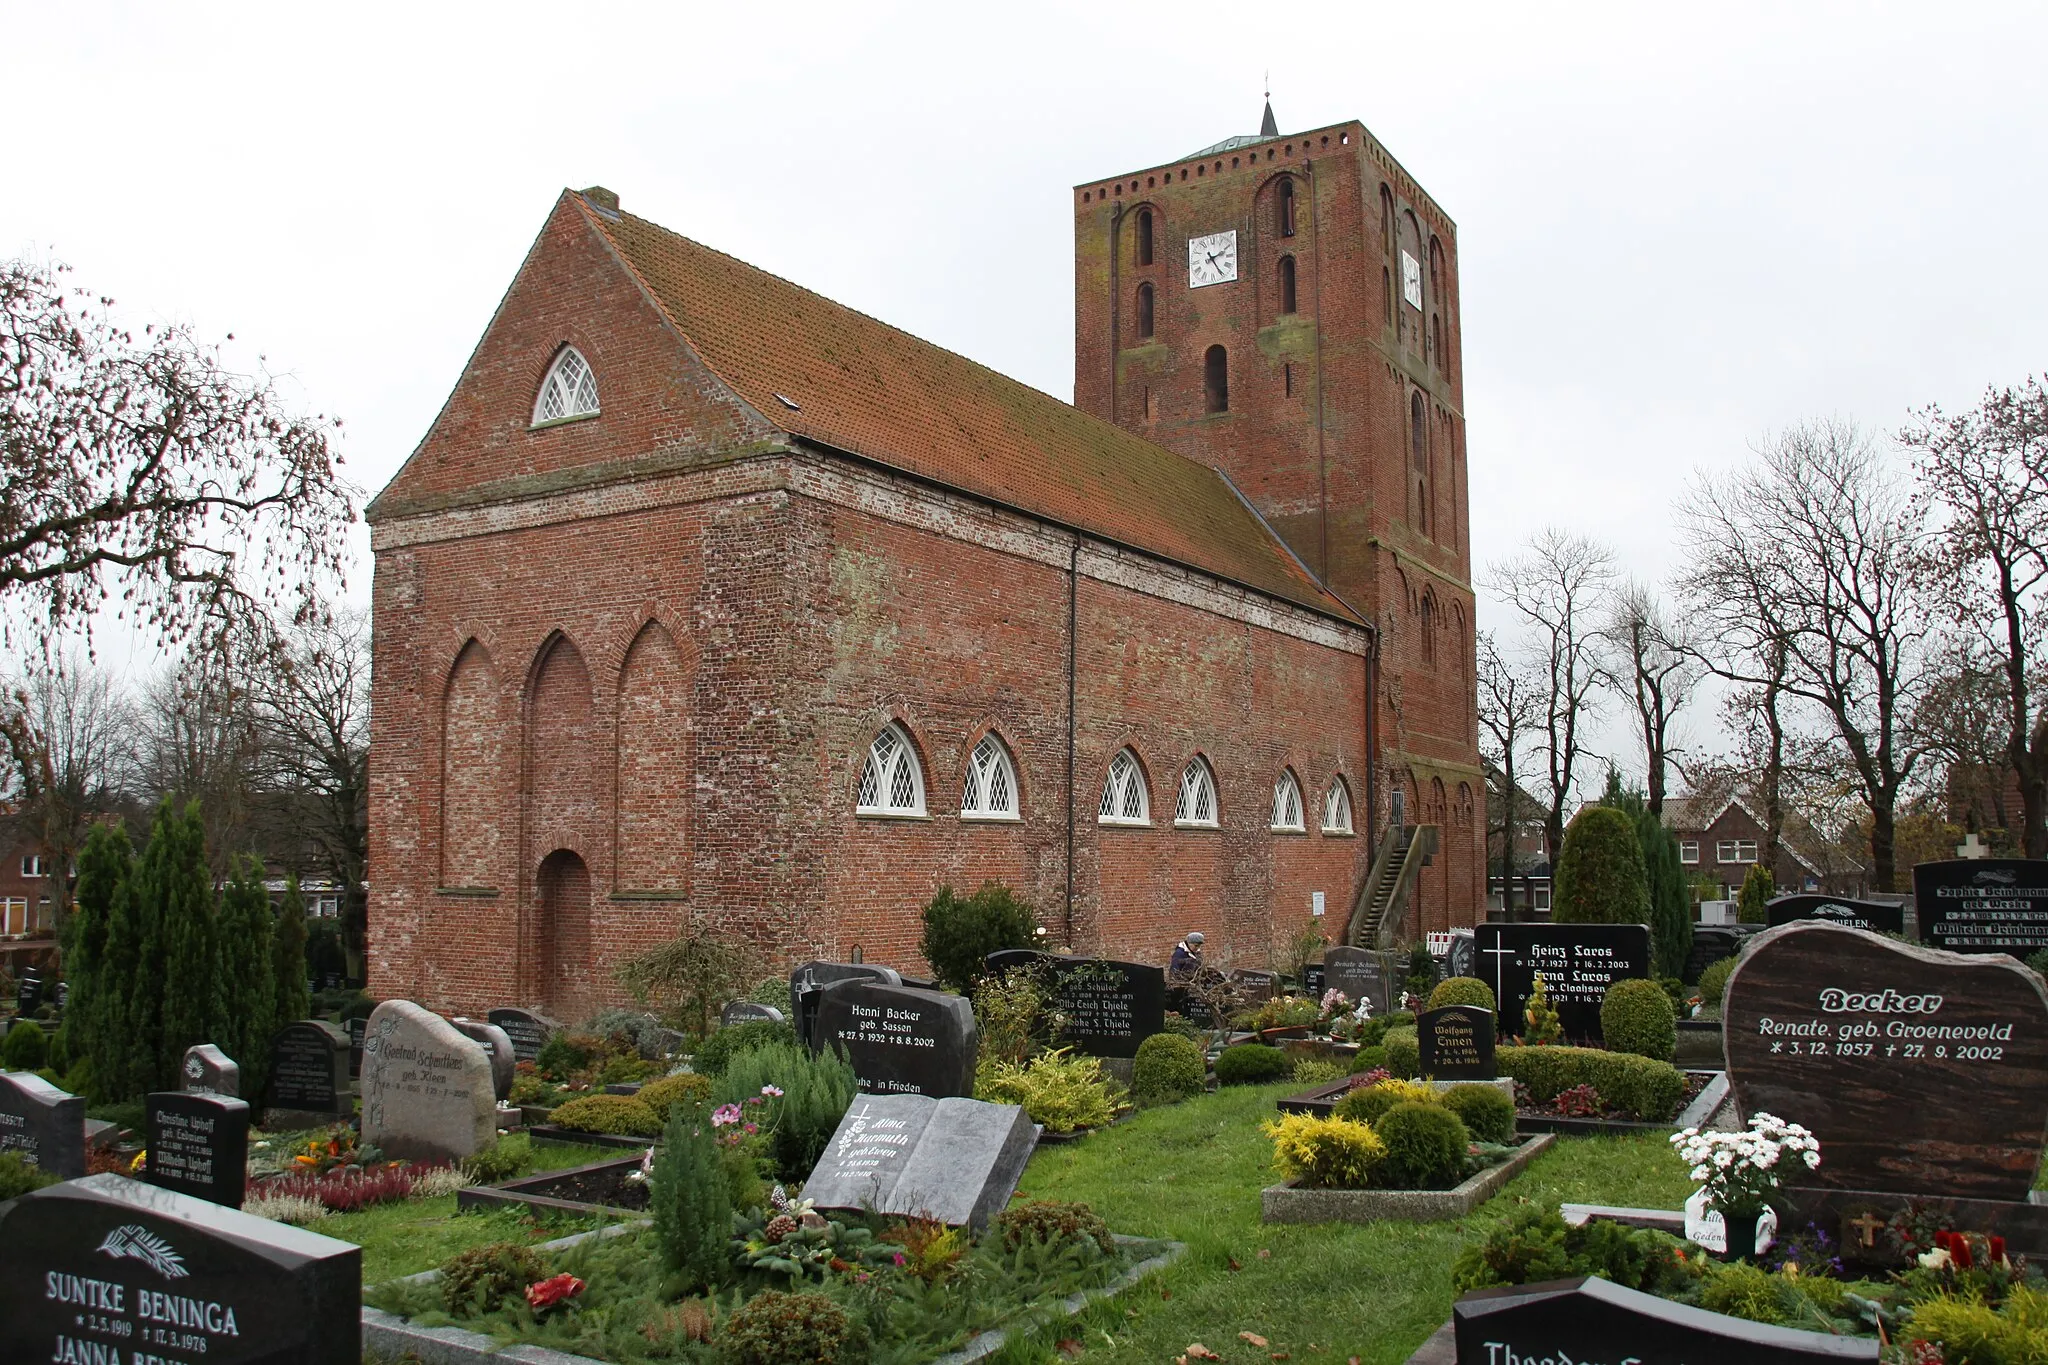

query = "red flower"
[[1991, 1235, 2008, 1264], [524, 1273, 585, 1312]]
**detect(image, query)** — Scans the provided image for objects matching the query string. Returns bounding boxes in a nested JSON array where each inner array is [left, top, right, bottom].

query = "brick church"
[[365, 106, 1483, 1018]]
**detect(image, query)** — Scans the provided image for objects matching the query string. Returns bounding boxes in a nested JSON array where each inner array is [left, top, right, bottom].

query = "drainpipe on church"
[[1064, 534, 1079, 948]]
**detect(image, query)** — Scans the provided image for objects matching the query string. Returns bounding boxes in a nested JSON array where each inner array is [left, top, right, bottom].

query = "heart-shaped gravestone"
[[1724, 921, 2048, 1201]]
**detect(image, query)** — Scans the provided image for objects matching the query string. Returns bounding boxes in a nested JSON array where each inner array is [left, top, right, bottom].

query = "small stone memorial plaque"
[[1766, 894, 1906, 935], [181, 1043, 241, 1098], [1418, 1005, 1497, 1080], [1725, 920, 2048, 1201], [264, 1020, 351, 1127], [986, 950, 1168, 1058], [0, 1069, 85, 1177], [1915, 858, 2048, 955], [790, 962, 902, 1045], [1476, 922, 1653, 1043], [722, 1000, 786, 1027], [1453, 1274, 1877, 1364], [811, 979, 977, 1097], [1321, 946, 1393, 1014], [486, 1007, 562, 1064], [360, 1000, 498, 1163], [0, 1172, 362, 1365], [145, 1091, 250, 1208], [804, 1093, 1037, 1228], [450, 1018, 516, 1101]]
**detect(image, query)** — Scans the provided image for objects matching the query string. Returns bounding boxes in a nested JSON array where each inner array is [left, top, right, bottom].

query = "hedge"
[[1495, 1044, 1687, 1122]]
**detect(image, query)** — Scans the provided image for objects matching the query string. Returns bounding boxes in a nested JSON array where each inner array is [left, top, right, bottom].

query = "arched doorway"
[[535, 849, 592, 1017]]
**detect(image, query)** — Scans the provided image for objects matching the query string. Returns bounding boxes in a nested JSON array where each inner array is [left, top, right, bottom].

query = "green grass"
[[995, 1080, 1695, 1365]]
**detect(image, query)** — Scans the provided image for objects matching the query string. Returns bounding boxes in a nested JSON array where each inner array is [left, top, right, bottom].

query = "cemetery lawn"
[[1012, 1080, 1695, 1365]]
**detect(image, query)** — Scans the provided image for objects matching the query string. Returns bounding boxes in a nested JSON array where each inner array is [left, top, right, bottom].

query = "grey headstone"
[[264, 1020, 352, 1126], [360, 1000, 497, 1163], [145, 1091, 250, 1208], [803, 1093, 1037, 1229], [811, 979, 977, 1098], [181, 1042, 241, 1099], [790, 962, 902, 1045], [1322, 946, 1393, 1014], [0, 1070, 85, 1177], [450, 1018, 517, 1102], [486, 1007, 563, 1065], [1232, 970, 1280, 1005], [722, 1001, 787, 1027]]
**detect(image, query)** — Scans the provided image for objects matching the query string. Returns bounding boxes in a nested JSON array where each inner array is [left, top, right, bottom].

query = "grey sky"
[[6, 2, 2045, 778]]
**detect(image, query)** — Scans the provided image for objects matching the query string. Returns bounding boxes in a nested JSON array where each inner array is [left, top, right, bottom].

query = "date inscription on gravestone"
[[985, 951, 1166, 1058], [146, 1091, 250, 1208], [810, 980, 976, 1098], [1418, 1006, 1497, 1081], [1914, 858, 2048, 955], [1476, 922, 1652, 1043]]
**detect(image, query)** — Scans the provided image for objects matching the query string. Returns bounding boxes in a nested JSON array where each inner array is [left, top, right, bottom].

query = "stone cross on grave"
[[1846, 1211, 1886, 1249], [1483, 940, 1515, 1009], [1957, 831, 1991, 859]]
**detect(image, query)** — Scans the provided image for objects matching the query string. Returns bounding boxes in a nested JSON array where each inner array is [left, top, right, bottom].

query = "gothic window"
[[856, 723, 925, 816], [1136, 282, 1155, 339], [1175, 757, 1219, 827], [1380, 184, 1395, 256], [1204, 345, 1229, 413], [1323, 777, 1355, 834], [1430, 314, 1441, 368], [960, 733, 1021, 820], [1420, 593, 1437, 666], [1411, 392, 1428, 470], [1271, 769, 1305, 831], [1383, 267, 1393, 326], [1136, 207, 1154, 266], [1278, 177, 1297, 237], [1099, 748, 1150, 825], [1278, 256, 1297, 315], [534, 346, 600, 424]]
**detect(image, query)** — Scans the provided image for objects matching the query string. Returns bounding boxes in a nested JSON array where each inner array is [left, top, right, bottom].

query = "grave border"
[[455, 1155, 647, 1219], [1259, 1133, 1554, 1224]]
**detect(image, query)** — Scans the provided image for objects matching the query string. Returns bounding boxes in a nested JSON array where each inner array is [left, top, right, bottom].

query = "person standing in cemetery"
[[1168, 931, 1205, 983]]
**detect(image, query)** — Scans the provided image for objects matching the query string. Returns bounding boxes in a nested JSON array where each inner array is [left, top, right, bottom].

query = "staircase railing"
[[1344, 822, 1443, 949]]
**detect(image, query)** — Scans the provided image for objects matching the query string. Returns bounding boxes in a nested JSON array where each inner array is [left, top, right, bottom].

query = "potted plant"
[[1671, 1112, 1819, 1261]]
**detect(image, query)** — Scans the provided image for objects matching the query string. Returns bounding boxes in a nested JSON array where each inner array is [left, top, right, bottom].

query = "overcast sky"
[[6, 2, 2045, 776]]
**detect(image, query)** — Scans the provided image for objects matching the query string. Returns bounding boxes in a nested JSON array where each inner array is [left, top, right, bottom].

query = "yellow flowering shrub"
[[1263, 1112, 1386, 1189]]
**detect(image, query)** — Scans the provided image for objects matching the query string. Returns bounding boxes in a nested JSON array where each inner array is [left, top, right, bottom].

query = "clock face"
[[1187, 230, 1239, 288]]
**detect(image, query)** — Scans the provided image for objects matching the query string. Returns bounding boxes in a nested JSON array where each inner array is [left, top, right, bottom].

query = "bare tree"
[[1680, 420, 1931, 890], [1914, 641, 2019, 843], [1904, 376, 2048, 856], [134, 646, 263, 864], [1487, 529, 1616, 867], [0, 657, 134, 929], [1605, 580, 1699, 819], [1476, 629, 1542, 916]]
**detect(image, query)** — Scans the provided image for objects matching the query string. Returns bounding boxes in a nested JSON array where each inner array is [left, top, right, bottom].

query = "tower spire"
[[1259, 79, 1278, 139]]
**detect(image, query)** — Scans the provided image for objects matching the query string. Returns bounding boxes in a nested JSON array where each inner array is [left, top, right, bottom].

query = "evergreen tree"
[[271, 875, 311, 1038], [217, 857, 276, 1098], [1552, 804, 1650, 925], [1601, 779, 1693, 979], [1737, 863, 1776, 924], [132, 799, 221, 1093], [109, 804, 176, 1100], [65, 823, 132, 1096]]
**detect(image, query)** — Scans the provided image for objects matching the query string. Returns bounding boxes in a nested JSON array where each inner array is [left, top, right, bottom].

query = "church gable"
[[368, 189, 785, 523]]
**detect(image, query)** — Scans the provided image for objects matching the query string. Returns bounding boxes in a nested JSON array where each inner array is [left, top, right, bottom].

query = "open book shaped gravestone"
[[803, 1094, 1037, 1230], [1454, 1274, 1877, 1364]]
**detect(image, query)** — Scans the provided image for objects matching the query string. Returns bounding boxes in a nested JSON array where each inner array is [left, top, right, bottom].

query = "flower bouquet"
[[1672, 1113, 1820, 1260]]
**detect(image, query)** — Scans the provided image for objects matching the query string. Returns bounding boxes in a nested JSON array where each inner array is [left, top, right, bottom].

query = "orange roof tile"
[[578, 194, 1359, 625]]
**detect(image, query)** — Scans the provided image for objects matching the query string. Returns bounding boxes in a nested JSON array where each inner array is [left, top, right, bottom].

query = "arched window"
[[1174, 757, 1219, 827], [1383, 267, 1393, 326], [1278, 177, 1297, 237], [1420, 593, 1437, 666], [1271, 769, 1305, 831], [960, 733, 1020, 820], [1099, 748, 1150, 825], [1380, 185, 1395, 256], [856, 723, 925, 816], [1136, 282, 1155, 339], [1410, 392, 1428, 470], [1323, 777, 1354, 834], [1278, 256, 1297, 315], [1136, 207, 1154, 267], [1430, 314, 1441, 367], [534, 347, 600, 424], [1203, 345, 1229, 413]]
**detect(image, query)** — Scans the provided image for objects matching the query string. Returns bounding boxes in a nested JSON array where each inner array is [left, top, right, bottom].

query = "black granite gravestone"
[[790, 962, 902, 1045], [0, 1172, 362, 1365], [17, 965, 42, 1016], [803, 1093, 1037, 1229], [1301, 962, 1326, 998], [181, 1043, 241, 1098], [264, 1020, 351, 1127], [146, 1091, 250, 1208], [985, 950, 1168, 1058], [1322, 946, 1393, 1014], [1685, 926, 1743, 984], [1231, 970, 1280, 1006], [346, 1016, 367, 1079], [1914, 858, 2048, 955], [1766, 894, 1906, 934], [1476, 922, 1653, 1042], [1453, 1274, 1877, 1364], [810, 979, 977, 1097], [485, 1007, 562, 1065], [449, 1018, 516, 1102], [721, 1001, 786, 1027], [1417, 1006, 1497, 1080], [0, 1069, 85, 1177]]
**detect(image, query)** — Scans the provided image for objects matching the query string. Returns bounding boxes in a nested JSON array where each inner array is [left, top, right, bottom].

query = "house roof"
[[574, 193, 1358, 624], [1662, 793, 1855, 878]]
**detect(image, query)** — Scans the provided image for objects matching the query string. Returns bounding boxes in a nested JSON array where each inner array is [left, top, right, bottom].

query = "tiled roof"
[[576, 195, 1358, 624]]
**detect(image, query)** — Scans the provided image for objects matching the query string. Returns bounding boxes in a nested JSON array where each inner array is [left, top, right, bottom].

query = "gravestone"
[[1725, 920, 2048, 1201], [181, 1043, 241, 1098], [789, 962, 902, 1046], [810, 979, 977, 1098], [721, 1001, 786, 1027], [264, 1020, 351, 1129], [1453, 1274, 1877, 1365], [347, 1016, 367, 1079], [486, 1007, 563, 1065], [1914, 858, 2048, 955], [986, 950, 1168, 1058], [0, 1172, 362, 1365], [17, 966, 42, 1015], [1417, 1006, 1497, 1081], [0, 1069, 85, 1177], [54, 979, 68, 1011], [450, 1018, 517, 1102], [1232, 969, 1280, 1006], [1476, 922, 1653, 1043], [360, 1000, 498, 1163], [1447, 932, 1478, 982], [1685, 926, 1743, 984], [1766, 894, 1906, 935], [1300, 962, 1326, 998], [145, 1091, 250, 1208], [804, 1093, 1037, 1229], [1321, 946, 1393, 1014]]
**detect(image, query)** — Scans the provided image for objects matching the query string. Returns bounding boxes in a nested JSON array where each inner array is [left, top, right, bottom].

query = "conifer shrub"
[[1552, 804, 1650, 925], [995, 1199, 1115, 1255], [547, 1093, 662, 1137], [1697, 956, 1736, 1010], [1349, 1045, 1389, 1074], [1452, 1205, 1684, 1294], [438, 1241, 545, 1316], [1736, 864, 1776, 925], [1495, 1044, 1685, 1121], [458, 1134, 530, 1184], [1130, 1033, 1205, 1105], [3, 1020, 49, 1071], [637, 1071, 713, 1122], [1213, 1043, 1289, 1085], [1440, 1083, 1516, 1144], [217, 858, 275, 1098], [1289, 1059, 1349, 1088], [1521, 977, 1563, 1044], [1426, 976, 1496, 1011], [1332, 1077, 1439, 1127], [651, 1100, 731, 1291], [919, 881, 1040, 993], [691, 1019, 797, 1078], [714, 1041, 857, 1181], [1382, 1025, 1420, 1079], [975, 1048, 1118, 1134], [1263, 1111, 1386, 1189], [271, 877, 312, 1037], [719, 1289, 864, 1365], [45, 1025, 69, 1076], [1600, 979, 1677, 1062], [1374, 1101, 1470, 1189], [0, 1150, 62, 1200]]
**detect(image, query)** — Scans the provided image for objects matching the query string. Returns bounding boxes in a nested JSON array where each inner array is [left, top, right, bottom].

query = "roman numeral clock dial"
[[1186, 230, 1238, 288]]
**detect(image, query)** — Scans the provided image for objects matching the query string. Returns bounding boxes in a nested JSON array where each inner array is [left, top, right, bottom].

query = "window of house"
[[1099, 748, 1150, 825], [0, 896, 24, 934], [20, 855, 46, 878], [1204, 345, 1229, 413], [1716, 839, 1758, 864], [1136, 207, 1154, 266], [1278, 177, 1297, 237], [1175, 757, 1219, 827], [960, 734, 1021, 820], [1271, 769, 1304, 831], [856, 723, 925, 816], [533, 346, 600, 424], [1323, 778, 1354, 834], [1136, 282, 1155, 339], [1278, 256, 1297, 314], [1679, 840, 1699, 865]]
